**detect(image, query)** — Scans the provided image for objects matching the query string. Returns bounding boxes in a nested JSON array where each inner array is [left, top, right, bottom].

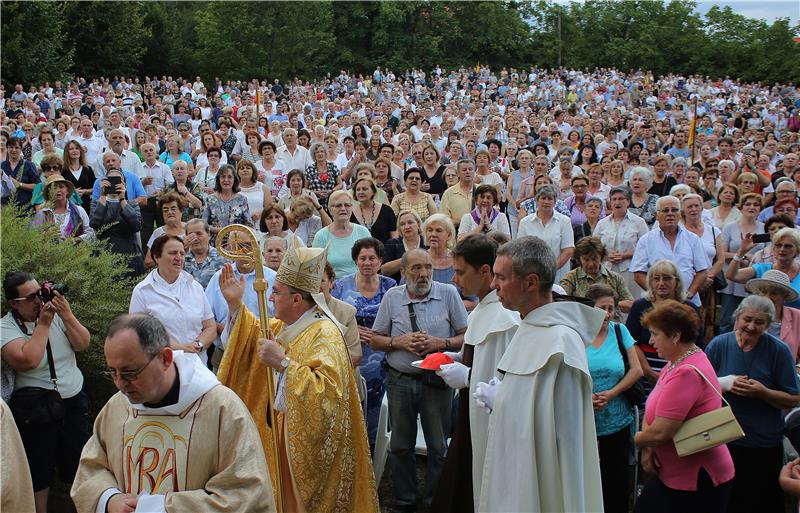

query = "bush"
[[1, 203, 137, 415]]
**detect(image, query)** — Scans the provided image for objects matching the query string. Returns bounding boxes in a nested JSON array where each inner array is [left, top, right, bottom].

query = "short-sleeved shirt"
[[645, 351, 735, 491], [372, 281, 469, 374], [183, 247, 227, 288], [587, 322, 636, 436], [332, 273, 396, 328], [593, 211, 649, 273], [517, 211, 575, 282], [752, 263, 800, 309], [630, 225, 710, 306], [706, 331, 800, 448], [0, 312, 84, 399], [439, 184, 474, 225], [91, 170, 147, 203], [312, 224, 372, 279]]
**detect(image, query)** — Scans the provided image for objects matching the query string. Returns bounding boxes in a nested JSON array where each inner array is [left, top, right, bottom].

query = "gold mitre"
[[276, 246, 328, 294]]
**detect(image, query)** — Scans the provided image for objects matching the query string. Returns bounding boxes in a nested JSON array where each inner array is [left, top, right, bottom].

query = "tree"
[[0, 204, 137, 414], [0, 1, 74, 90], [63, 1, 151, 78]]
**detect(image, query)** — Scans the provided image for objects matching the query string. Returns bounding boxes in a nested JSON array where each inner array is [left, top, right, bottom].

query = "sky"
[[693, 1, 799, 24], [550, 0, 799, 24]]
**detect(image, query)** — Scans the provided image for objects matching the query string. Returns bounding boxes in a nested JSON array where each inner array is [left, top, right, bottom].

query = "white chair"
[[373, 395, 391, 483]]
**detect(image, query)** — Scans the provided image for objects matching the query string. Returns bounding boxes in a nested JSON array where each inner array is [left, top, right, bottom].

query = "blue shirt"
[[753, 263, 800, 309], [332, 273, 396, 328], [91, 171, 147, 203], [205, 264, 276, 348], [312, 224, 371, 279], [587, 322, 636, 436], [706, 331, 800, 448]]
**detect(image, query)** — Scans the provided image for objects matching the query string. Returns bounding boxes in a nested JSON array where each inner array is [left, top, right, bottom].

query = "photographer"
[[1, 271, 90, 513]]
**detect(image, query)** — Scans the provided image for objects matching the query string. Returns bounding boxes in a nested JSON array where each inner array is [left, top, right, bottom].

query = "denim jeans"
[[385, 367, 453, 507]]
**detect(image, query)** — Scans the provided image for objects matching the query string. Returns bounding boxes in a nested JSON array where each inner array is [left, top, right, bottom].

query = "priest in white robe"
[[71, 314, 274, 513], [431, 234, 520, 512], [477, 236, 606, 513]]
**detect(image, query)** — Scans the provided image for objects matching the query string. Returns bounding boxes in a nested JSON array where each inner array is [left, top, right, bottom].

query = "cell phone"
[[752, 233, 771, 244], [104, 175, 122, 196]]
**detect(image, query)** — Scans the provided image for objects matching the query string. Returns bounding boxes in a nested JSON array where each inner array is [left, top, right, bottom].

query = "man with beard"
[[371, 249, 469, 511]]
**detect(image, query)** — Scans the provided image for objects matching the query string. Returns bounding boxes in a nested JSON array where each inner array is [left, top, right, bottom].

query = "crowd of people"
[[2, 64, 800, 513]]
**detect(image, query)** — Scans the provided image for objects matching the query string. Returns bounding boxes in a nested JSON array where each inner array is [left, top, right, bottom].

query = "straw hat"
[[745, 269, 798, 302], [42, 174, 74, 202]]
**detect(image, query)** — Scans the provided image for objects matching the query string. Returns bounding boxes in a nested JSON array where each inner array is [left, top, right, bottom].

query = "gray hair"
[[265, 235, 288, 249], [609, 185, 631, 200], [422, 213, 457, 249], [535, 184, 558, 202], [629, 166, 653, 189], [773, 227, 800, 251], [586, 196, 604, 207], [644, 259, 686, 302], [106, 313, 169, 357], [185, 218, 211, 234], [671, 157, 687, 168], [496, 236, 556, 293], [309, 142, 326, 160], [655, 195, 680, 210], [775, 177, 797, 192], [400, 248, 431, 270], [283, 127, 297, 137], [669, 184, 692, 197], [718, 159, 735, 171], [733, 295, 775, 324]]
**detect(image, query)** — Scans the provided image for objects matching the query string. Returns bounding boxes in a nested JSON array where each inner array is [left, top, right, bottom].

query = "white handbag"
[[672, 364, 744, 457]]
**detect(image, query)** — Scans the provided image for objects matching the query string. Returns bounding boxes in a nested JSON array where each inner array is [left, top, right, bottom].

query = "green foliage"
[[0, 204, 136, 414], [1, 1, 798, 87], [62, 1, 151, 78], [1, 1, 74, 90]]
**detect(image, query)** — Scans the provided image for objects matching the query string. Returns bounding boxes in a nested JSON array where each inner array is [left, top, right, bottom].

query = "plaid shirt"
[[183, 246, 226, 288]]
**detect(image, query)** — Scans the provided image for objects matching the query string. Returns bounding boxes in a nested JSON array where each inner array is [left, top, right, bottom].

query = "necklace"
[[667, 345, 700, 372], [360, 202, 376, 230]]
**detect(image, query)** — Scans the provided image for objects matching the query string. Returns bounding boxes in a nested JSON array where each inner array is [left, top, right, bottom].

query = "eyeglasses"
[[11, 290, 41, 303], [330, 203, 352, 209], [651, 275, 675, 283], [103, 353, 158, 383], [658, 208, 680, 213]]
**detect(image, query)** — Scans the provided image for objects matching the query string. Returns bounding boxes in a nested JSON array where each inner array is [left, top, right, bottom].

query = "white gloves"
[[436, 362, 470, 389], [474, 377, 502, 413], [443, 351, 462, 363], [717, 375, 737, 393]]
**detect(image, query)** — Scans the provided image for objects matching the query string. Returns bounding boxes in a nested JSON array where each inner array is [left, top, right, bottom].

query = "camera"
[[38, 281, 69, 303]]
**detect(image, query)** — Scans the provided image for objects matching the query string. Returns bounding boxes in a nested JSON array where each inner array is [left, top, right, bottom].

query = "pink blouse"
[[644, 351, 735, 491]]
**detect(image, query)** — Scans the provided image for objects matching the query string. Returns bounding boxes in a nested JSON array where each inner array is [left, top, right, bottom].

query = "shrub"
[[1, 203, 136, 415]]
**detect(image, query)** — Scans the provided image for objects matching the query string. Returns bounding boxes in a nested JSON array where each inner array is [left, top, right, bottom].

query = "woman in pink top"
[[634, 300, 734, 513]]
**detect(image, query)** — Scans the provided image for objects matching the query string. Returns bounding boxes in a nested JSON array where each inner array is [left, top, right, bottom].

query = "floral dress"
[[305, 161, 340, 206], [202, 193, 253, 244], [332, 273, 397, 445], [163, 180, 205, 221]]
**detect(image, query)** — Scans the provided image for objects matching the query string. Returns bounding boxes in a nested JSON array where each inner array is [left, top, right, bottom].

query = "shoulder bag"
[[614, 322, 646, 406], [672, 364, 744, 457], [8, 315, 66, 427], [711, 225, 728, 291]]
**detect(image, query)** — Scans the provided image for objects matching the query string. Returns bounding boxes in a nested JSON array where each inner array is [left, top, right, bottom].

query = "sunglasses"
[[11, 290, 41, 303], [43, 165, 61, 171]]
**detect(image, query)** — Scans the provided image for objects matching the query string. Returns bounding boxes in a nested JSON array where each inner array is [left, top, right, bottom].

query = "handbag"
[[7, 313, 65, 427], [9, 339, 66, 427], [672, 364, 744, 457], [614, 323, 646, 406]]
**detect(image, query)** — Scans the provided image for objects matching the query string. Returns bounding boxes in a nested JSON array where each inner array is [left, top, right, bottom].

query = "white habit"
[[464, 289, 519, 506], [479, 301, 605, 513]]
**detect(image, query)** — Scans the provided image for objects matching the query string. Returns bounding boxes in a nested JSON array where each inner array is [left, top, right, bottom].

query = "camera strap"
[[13, 312, 58, 391]]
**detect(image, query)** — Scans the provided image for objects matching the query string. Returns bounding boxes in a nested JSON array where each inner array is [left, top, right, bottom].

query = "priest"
[[431, 234, 519, 512], [70, 314, 274, 513], [477, 236, 605, 513], [218, 246, 379, 513]]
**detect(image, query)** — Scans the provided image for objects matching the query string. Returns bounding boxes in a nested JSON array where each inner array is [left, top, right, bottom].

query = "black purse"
[[711, 226, 728, 291], [614, 323, 646, 406], [8, 315, 66, 427]]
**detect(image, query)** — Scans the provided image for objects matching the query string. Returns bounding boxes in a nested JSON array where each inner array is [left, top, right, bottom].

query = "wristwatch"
[[279, 356, 291, 370], [194, 339, 203, 351]]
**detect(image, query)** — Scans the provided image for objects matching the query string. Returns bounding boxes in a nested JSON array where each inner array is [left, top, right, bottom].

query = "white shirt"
[[593, 211, 649, 272], [276, 145, 312, 173], [94, 149, 142, 178], [139, 160, 174, 197], [458, 211, 512, 239], [71, 134, 104, 166], [630, 225, 711, 306], [517, 211, 575, 282], [129, 270, 214, 363]]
